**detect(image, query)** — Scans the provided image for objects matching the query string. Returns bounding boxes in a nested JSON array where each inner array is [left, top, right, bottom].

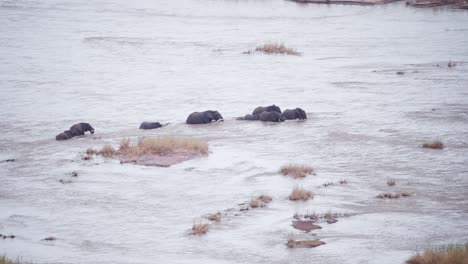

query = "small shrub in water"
[[387, 179, 396, 186], [422, 140, 444, 149], [192, 222, 209, 235], [255, 43, 301, 56], [280, 164, 314, 178], [207, 212, 221, 222], [99, 144, 116, 157], [289, 186, 313, 201]]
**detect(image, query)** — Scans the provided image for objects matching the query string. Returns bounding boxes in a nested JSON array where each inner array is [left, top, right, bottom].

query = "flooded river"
[[1, 0, 468, 263]]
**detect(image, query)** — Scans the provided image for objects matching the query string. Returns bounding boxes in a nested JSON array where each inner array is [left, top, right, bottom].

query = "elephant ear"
[[204, 111, 214, 122]]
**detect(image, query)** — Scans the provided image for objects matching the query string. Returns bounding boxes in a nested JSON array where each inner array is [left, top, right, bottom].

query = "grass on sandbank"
[[254, 43, 301, 56], [280, 164, 314, 178], [289, 186, 313, 201], [406, 243, 468, 264]]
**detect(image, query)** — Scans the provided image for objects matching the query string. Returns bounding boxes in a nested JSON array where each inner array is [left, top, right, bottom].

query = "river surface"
[[1, 0, 468, 263]]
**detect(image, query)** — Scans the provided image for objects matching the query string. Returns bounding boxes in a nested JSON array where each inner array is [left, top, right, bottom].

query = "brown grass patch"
[[286, 238, 325, 248], [422, 140, 444, 149], [280, 164, 313, 178], [249, 198, 265, 208], [0, 256, 30, 264], [86, 148, 98, 155], [406, 243, 468, 264], [99, 144, 116, 157], [207, 212, 221, 222], [119, 137, 208, 156], [258, 195, 272, 204], [289, 186, 313, 201], [255, 43, 301, 56], [192, 222, 209, 235], [387, 179, 396, 186]]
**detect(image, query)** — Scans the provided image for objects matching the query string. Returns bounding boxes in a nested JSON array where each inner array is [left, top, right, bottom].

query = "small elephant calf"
[[56, 122, 95, 140], [139, 122, 169, 130], [282, 108, 307, 120], [186, 110, 223, 124]]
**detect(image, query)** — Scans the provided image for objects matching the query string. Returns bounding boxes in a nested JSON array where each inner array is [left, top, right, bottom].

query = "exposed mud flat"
[[1, 0, 468, 263]]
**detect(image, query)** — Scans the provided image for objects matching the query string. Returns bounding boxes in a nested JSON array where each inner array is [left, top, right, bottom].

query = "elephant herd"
[[55, 105, 306, 140]]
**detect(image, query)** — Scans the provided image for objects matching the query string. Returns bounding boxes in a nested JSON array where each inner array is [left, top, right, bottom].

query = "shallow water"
[[1, 0, 468, 263]]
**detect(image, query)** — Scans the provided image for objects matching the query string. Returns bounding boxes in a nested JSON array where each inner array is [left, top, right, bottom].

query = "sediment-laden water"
[[1, 0, 468, 263]]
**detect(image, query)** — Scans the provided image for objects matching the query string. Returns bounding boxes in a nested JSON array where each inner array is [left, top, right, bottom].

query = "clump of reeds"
[[98, 144, 116, 157], [86, 148, 98, 155], [406, 243, 468, 264], [192, 221, 209, 235], [289, 186, 313, 201], [286, 237, 325, 248], [249, 195, 273, 208], [255, 43, 301, 56], [422, 140, 444, 149], [280, 164, 314, 178], [207, 212, 221, 222], [387, 179, 396, 186], [120, 137, 208, 156], [0, 255, 30, 264]]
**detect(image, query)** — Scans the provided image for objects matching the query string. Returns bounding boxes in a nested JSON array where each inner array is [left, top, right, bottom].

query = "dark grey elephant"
[[282, 108, 307, 120], [236, 114, 260, 121], [259, 111, 286, 122], [252, 105, 282, 115], [139, 122, 169, 130], [186, 110, 223, 124], [70, 123, 95, 136], [56, 130, 73, 140]]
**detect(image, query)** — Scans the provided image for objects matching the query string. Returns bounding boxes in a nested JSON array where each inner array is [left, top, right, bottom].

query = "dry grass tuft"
[[422, 140, 444, 149], [249, 198, 265, 208], [120, 137, 208, 156], [119, 138, 131, 152], [258, 195, 272, 204], [86, 148, 98, 155], [0, 256, 30, 264], [377, 192, 401, 199], [280, 164, 313, 178], [289, 186, 313, 201], [406, 243, 468, 264], [207, 212, 221, 222], [286, 238, 325, 248], [387, 179, 396, 186], [99, 144, 116, 157], [192, 222, 209, 235], [255, 43, 301, 56]]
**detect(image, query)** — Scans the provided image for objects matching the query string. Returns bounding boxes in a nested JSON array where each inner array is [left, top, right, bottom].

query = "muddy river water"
[[1, 0, 468, 263]]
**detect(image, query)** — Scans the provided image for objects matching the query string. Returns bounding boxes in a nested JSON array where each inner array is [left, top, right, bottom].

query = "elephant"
[[252, 105, 282, 115], [282, 108, 307, 120], [186, 110, 224, 124], [236, 114, 260, 121], [56, 130, 73, 140], [69, 123, 95, 136], [259, 111, 286, 122], [139, 122, 169, 130]]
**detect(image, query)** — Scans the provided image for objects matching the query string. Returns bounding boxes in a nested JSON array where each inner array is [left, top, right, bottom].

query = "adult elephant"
[[56, 130, 73, 140], [252, 105, 281, 115], [70, 123, 95, 136], [236, 114, 260, 121], [259, 111, 286, 122], [139, 122, 169, 130], [186, 110, 223, 124], [282, 108, 307, 120]]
